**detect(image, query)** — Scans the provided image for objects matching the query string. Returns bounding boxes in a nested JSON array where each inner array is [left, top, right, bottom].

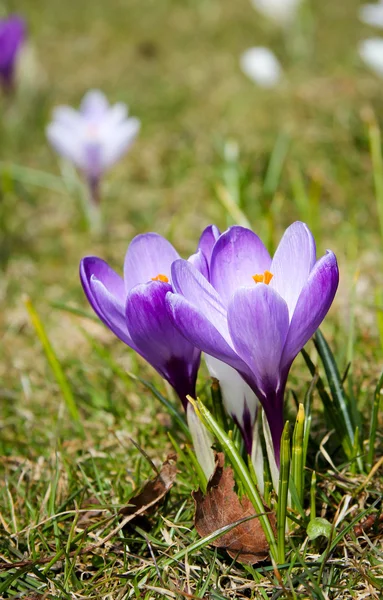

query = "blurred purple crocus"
[[47, 90, 140, 206], [80, 232, 205, 408], [166, 222, 339, 464], [0, 15, 26, 91]]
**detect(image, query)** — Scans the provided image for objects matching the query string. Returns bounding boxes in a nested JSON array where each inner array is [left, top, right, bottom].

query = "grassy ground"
[[1, 0, 383, 597]]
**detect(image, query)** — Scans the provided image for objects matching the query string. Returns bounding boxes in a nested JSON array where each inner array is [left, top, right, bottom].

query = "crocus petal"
[[228, 284, 289, 398], [80, 257, 135, 348], [240, 47, 282, 88], [188, 249, 209, 279], [46, 123, 85, 169], [198, 224, 221, 267], [171, 259, 231, 344], [359, 38, 383, 77], [270, 221, 316, 319], [123, 233, 180, 292], [101, 118, 140, 170], [51, 106, 82, 129], [0, 15, 25, 80], [80, 89, 109, 118], [166, 291, 247, 374], [205, 355, 258, 453], [102, 102, 128, 128], [359, 3, 383, 28], [228, 284, 289, 463], [186, 403, 215, 479], [250, 0, 301, 24], [210, 226, 271, 307], [281, 250, 339, 371], [126, 281, 200, 406]]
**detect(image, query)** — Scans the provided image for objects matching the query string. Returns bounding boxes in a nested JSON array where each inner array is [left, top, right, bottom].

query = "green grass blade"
[[310, 471, 316, 522], [291, 405, 305, 509], [263, 131, 290, 197], [215, 183, 251, 228], [366, 368, 383, 471], [314, 330, 362, 470], [277, 422, 290, 564], [24, 296, 80, 423], [301, 348, 352, 457], [162, 513, 270, 567]]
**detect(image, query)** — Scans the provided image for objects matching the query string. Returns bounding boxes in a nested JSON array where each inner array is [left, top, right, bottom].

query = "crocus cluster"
[[80, 222, 338, 471], [0, 15, 26, 92], [47, 90, 140, 206]]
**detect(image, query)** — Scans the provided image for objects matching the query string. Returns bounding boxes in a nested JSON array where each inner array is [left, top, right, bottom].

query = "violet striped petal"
[[198, 225, 221, 267], [80, 257, 135, 348], [270, 221, 316, 319], [227, 284, 289, 399], [188, 249, 209, 279], [171, 259, 231, 344], [281, 250, 339, 371], [123, 233, 180, 292], [166, 292, 248, 374], [126, 281, 200, 407], [210, 226, 271, 306]]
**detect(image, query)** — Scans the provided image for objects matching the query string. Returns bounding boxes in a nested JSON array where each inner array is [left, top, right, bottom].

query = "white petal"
[[262, 414, 280, 492], [240, 47, 282, 88], [205, 355, 258, 431], [46, 123, 85, 168], [51, 106, 82, 129], [103, 103, 128, 128], [359, 38, 383, 77], [80, 89, 109, 117], [359, 3, 383, 28], [250, 0, 301, 24], [100, 118, 140, 170], [186, 403, 215, 480], [251, 417, 265, 495]]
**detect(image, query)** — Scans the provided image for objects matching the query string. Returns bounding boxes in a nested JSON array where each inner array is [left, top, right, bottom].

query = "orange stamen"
[[151, 273, 169, 283], [252, 270, 273, 285]]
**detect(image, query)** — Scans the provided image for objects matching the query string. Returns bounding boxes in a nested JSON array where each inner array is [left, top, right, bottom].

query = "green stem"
[[277, 422, 290, 564]]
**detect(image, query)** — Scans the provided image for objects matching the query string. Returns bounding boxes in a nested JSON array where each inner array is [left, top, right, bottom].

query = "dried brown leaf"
[[193, 453, 276, 565], [119, 453, 177, 518]]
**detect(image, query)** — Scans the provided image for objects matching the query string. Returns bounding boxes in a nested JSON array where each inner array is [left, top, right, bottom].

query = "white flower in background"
[[360, 1, 383, 28], [250, 0, 302, 25], [240, 47, 282, 88], [359, 38, 383, 77], [46, 90, 140, 206]]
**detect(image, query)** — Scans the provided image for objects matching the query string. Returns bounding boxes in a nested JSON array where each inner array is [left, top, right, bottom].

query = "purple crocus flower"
[[191, 224, 261, 458], [47, 90, 140, 205], [80, 232, 202, 408], [166, 222, 339, 464], [0, 15, 26, 91]]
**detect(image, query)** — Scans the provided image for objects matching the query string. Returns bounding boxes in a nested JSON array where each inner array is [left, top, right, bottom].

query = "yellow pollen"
[[151, 273, 169, 283], [252, 270, 273, 285]]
